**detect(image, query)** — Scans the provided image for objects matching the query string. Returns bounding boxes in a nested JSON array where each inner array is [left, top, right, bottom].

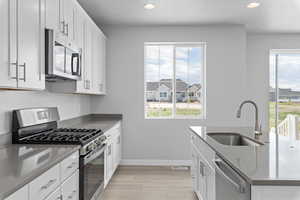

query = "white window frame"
[[144, 42, 207, 119]]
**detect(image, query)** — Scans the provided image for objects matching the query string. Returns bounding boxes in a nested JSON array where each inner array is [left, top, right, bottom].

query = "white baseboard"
[[120, 159, 192, 166]]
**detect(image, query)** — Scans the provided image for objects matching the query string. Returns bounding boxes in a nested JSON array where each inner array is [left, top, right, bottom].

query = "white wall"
[[91, 25, 248, 162], [246, 34, 300, 134], [0, 90, 90, 135]]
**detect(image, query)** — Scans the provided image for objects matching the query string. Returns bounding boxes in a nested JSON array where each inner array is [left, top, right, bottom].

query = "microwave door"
[[54, 42, 65, 74]]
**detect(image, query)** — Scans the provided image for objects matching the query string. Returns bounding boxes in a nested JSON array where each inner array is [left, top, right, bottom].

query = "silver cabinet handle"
[[64, 23, 69, 36], [68, 190, 77, 199], [10, 62, 18, 79], [213, 158, 246, 193], [41, 179, 56, 190], [18, 62, 26, 81], [60, 21, 65, 34], [67, 162, 77, 169]]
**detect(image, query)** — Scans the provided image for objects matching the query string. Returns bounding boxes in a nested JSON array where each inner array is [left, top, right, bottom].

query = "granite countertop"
[[0, 144, 80, 200], [190, 126, 300, 186], [59, 114, 122, 132]]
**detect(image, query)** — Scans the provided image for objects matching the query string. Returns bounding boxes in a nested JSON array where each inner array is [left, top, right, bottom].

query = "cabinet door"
[[75, 7, 86, 93], [63, 0, 75, 44], [45, 0, 59, 31], [5, 185, 29, 200], [62, 170, 79, 200], [83, 19, 93, 91], [191, 145, 199, 193], [17, 0, 45, 90], [92, 28, 106, 94], [114, 134, 121, 169], [0, 0, 17, 88], [104, 142, 113, 187]]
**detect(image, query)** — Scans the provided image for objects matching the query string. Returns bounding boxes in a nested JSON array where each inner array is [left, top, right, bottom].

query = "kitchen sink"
[[207, 132, 264, 147]]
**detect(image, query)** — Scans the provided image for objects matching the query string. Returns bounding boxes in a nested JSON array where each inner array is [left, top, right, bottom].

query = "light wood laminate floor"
[[102, 166, 197, 200]]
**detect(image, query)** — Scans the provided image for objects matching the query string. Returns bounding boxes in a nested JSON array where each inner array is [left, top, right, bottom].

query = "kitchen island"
[[190, 126, 300, 200]]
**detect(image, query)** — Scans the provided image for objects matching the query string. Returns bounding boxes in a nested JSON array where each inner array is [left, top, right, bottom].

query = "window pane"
[[145, 45, 173, 118], [175, 47, 203, 117], [277, 54, 300, 140]]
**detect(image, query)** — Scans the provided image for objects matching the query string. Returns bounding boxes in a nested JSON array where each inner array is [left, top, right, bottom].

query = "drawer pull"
[[67, 162, 77, 169], [68, 190, 77, 199], [41, 179, 56, 190]]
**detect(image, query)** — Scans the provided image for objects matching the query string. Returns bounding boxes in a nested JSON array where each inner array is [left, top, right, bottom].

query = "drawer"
[[62, 170, 79, 200], [60, 151, 79, 182], [29, 164, 60, 200], [44, 187, 61, 200]]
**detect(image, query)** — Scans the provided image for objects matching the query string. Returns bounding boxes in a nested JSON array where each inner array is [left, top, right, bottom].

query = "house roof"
[[146, 79, 201, 92]]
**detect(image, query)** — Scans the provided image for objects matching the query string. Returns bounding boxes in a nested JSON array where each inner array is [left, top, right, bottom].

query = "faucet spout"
[[236, 100, 262, 139]]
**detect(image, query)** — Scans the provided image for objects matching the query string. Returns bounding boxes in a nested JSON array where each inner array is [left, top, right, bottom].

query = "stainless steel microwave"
[[45, 29, 81, 80]]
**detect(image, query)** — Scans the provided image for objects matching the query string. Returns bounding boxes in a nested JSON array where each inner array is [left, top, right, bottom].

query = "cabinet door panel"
[[0, 0, 17, 88], [62, 170, 79, 200], [18, 0, 45, 90], [45, 0, 59, 30]]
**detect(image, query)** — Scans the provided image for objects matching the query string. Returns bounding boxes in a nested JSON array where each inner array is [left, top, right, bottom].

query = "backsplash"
[[0, 90, 91, 137]]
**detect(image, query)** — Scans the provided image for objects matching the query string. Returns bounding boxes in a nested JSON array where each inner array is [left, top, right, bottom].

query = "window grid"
[[144, 43, 206, 119]]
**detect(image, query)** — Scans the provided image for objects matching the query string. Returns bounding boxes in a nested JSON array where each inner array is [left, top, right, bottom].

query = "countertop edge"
[[0, 145, 81, 200], [190, 126, 300, 186]]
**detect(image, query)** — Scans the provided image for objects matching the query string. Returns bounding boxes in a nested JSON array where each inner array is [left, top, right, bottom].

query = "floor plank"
[[101, 166, 198, 200]]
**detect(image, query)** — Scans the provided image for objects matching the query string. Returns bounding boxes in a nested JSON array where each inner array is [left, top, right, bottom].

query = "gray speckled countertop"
[[59, 114, 122, 132], [190, 126, 300, 186], [0, 114, 122, 199], [0, 144, 80, 200]]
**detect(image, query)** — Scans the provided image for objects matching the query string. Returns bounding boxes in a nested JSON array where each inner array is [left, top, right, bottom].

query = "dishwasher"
[[213, 156, 251, 200]]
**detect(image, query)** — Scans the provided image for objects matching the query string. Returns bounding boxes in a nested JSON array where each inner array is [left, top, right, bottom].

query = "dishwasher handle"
[[213, 158, 247, 193]]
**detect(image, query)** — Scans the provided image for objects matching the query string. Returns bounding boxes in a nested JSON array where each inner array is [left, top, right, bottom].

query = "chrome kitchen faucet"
[[236, 100, 262, 139]]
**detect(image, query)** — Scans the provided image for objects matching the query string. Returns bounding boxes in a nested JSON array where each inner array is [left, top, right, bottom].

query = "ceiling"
[[78, 0, 300, 33]]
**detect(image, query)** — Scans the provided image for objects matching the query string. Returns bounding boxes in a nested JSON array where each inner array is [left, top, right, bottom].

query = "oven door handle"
[[84, 146, 105, 165]]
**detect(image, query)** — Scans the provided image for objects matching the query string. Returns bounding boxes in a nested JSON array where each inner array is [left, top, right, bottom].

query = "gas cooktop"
[[19, 128, 104, 145]]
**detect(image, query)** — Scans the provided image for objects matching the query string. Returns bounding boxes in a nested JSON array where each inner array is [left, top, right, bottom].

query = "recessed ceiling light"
[[144, 3, 155, 10], [247, 2, 260, 8]]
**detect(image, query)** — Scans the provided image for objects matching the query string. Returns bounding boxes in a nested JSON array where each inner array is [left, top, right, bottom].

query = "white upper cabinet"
[[91, 26, 106, 94], [0, 0, 45, 90], [1, 0, 106, 93], [17, 0, 45, 90], [0, 0, 17, 88]]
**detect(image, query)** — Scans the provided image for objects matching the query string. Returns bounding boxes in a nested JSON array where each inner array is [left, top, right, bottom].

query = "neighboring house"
[[146, 79, 201, 102], [189, 84, 202, 102], [269, 87, 300, 102]]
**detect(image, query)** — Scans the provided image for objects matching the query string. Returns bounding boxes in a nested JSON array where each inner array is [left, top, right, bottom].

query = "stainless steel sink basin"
[[207, 132, 264, 147]]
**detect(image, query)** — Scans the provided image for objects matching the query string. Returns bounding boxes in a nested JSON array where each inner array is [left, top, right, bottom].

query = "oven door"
[[80, 147, 105, 200]]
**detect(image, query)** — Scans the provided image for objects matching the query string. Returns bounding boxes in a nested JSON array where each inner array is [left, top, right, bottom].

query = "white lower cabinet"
[[29, 164, 60, 200], [4, 151, 79, 200], [191, 132, 215, 200], [104, 123, 122, 187], [62, 170, 79, 200], [5, 185, 29, 200]]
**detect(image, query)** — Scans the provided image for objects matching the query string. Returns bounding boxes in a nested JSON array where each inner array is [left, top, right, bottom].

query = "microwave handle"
[[71, 54, 80, 75]]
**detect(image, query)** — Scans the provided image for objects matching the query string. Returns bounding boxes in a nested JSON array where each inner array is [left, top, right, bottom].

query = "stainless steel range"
[[12, 107, 106, 200]]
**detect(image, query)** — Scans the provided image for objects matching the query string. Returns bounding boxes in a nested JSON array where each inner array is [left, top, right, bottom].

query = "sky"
[[145, 45, 203, 85], [270, 53, 300, 91]]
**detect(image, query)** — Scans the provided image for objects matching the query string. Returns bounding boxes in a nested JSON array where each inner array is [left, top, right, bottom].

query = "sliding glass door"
[[269, 50, 300, 144]]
